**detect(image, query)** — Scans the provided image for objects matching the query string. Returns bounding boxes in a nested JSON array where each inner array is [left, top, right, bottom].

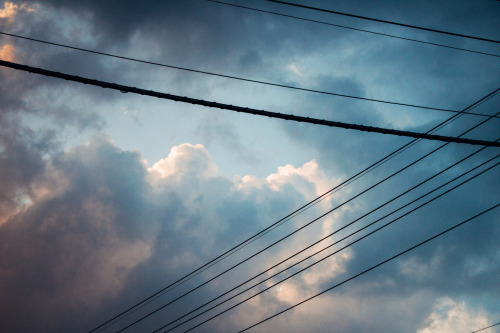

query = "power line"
[[152, 147, 498, 332], [149, 110, 499, 331], [472, 322, 500, 332], [115, 107, 499, 332], [1, 7, 496, 331], [207, 0, 500, 58], [93, 142, 426, 332], [175, 160, 500, 333], [266, 0, 500, 44], [2, 60, 499, 148], [91, 88, 497, 332], [237, 202, 500, 333], [0, 31, 476, 114]]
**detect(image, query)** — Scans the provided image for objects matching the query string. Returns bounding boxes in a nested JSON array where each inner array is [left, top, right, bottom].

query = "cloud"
[[265, 160, 338, 198], [0, 118, 56, 225], [288, 63, 303, 77], [0, 2, 18, 21], [149, 143, 218, 180], [0, 1, 37, 26], [0, 43, 16, 61], [417, 298, 492, 333], [0, 134, 156, 331], [0, 135, 340, 332]]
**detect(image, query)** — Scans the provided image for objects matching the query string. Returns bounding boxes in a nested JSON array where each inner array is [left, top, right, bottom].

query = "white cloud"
[[265, 160, 338, 199], [417, 297, 491, 333], [149, 143, 217, 180]]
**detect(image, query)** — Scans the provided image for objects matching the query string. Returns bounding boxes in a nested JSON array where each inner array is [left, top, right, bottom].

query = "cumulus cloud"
[[0, 135, 344, 332], [149, 143, 217, 180]]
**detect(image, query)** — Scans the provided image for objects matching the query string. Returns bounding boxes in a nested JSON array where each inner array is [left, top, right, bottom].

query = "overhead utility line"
[[472, 322, 500, 333], [170, 161, 500, 333], [207, 1, 500, 58], [0, 31, 472, 113], [237, 203, 500, 332], [152, 150, 498, 332], [113, 108, 500, 332], [90, 88, 498, 332], [266, 0, 500, 44], [2, 60, 499, 148]]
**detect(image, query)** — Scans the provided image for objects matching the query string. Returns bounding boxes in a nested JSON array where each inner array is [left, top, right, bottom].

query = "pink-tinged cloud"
[[0, 44, 16, 61]]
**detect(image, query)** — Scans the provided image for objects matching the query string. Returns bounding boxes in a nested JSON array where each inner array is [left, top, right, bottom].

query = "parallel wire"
[[2, 60, 500, 147], [266, 0, 500, 44], [0, 31, 479, 114], [113, 105, 499, 332], [472, 322, 500, 333], [2, 4, 497, 330], [237, 202, 500, 332], [207, 0, 500, 58], [152, 144, 499, 332], [153, 110, 500, 331], [91, 88, 498, 332], [176, 159, 500, 333], [186, 90, 498, 274]]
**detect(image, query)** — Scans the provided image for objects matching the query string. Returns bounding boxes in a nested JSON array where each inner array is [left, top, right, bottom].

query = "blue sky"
[[0, 1, 499, 332]]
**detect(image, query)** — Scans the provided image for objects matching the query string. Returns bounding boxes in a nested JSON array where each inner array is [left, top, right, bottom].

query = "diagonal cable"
[[207, 0, 500, 58], [90, 88, 498, 332], [0, 31, 473, 114], [1, 60, 500, 147], [176, 159, 500, 333], [237, 202, 500, 332], [266, 0, 500, 44], [153, 146, 498, 332], [113, 108, 499, 332], [472, 322, 500, 333]]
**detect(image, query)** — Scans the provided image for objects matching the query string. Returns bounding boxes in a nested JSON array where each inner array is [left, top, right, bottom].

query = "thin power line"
[[152, 148, 498, 332], [147, 109, 499, 331], [92, 89, 497, 332], [266, 0, 500, 44], [472, 322, 500, 332], [237, 203, 500, 333], [0, 31, 473, 114], [116, 108, 500, 332], [176, 160, 500, 333], [207, 0, 500, 58], [1, 60, 499, 147]]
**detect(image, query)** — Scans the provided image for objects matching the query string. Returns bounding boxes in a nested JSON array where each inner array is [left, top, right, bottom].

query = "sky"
[[0, 0, 499, 332]]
